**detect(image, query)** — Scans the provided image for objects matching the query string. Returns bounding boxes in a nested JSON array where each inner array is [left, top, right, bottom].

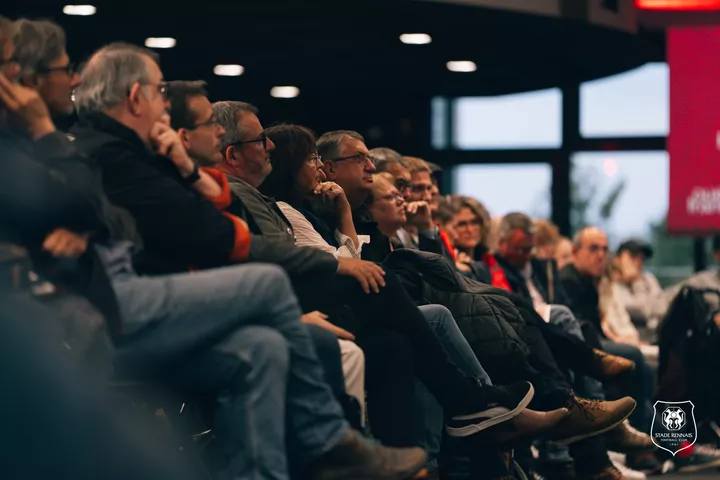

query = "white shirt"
[[277, 202, 369, 259], [522, 263, 552, 322]]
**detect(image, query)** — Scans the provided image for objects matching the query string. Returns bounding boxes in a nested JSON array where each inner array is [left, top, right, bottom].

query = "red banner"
[[667, 26, 720, 234]]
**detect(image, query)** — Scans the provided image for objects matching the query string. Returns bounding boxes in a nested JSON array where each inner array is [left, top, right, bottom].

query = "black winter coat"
[[382, 249, 531, 377]]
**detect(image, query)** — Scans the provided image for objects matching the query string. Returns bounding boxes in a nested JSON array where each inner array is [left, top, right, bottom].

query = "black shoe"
[[446, 381, 534, 437], [673, 443, 720, 473]]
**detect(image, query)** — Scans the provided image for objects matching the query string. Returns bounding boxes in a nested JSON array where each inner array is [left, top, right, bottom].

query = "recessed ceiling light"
[[63, 5, 96, 15], [400, 33, 432, 45], [145, 37, 176, 49], [271, 86, 300, 99], [213, 64, 245, 76], [446, 61, 477, 73]]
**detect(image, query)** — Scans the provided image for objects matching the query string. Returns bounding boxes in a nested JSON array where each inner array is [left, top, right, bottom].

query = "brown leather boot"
[[604, 420, 656, 454], [475, 407, 570, 448], [313, 429, 428, 480], [590, 349, 635, 380], [550, 396, 636, 446]]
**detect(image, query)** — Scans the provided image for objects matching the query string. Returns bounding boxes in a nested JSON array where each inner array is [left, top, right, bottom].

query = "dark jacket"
[[70, 113, 252, 275], [383, 249, 531, 377], [0, 126, 122, 338], [225, 176, 339, 277], [559, 263, 603, 334], [495, 256, 570, 306]]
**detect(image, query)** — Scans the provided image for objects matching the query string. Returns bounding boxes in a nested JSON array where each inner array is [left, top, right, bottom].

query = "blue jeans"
[[600, 339, 654, 433], [416, 304, 492, 471], [101, 245, 348, 480]]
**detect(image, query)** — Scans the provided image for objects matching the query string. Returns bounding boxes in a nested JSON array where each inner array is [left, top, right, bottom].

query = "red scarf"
[[481, 253, 511, 291], [439, 231, 457, 261]]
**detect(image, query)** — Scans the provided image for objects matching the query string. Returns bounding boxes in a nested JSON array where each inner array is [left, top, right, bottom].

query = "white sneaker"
[[610, 456, 647, 480]]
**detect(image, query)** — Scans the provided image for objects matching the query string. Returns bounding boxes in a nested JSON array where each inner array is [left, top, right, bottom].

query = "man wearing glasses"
[[13, 19, 80, 118]]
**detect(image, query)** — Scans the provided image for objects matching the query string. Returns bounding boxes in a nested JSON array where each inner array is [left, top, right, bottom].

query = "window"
[[571, 151, 691, 285], [580, 63, 669, 138], [452, 163, 552, 218], [452, 89, 562, 149], [431, 96, 449, 149]]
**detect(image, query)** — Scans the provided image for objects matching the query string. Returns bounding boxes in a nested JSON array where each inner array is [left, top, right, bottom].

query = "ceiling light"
[[271, 86, 300, 98], [213, 64, 244, 76], [63, 5, 96, 15], [446, 61, 477, 73], [145, 37, 176, 49], [400, 33, 432, 45]]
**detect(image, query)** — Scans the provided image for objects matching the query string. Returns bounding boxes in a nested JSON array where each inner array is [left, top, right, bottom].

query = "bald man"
[[560, 227, 656, 447]]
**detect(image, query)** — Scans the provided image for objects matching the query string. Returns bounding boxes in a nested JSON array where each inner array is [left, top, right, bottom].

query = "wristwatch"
[[183, 163, 201, 186]]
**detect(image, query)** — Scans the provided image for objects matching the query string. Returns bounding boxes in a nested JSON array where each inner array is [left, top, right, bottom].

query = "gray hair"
[[317, 130, 364, 162], [498, 212, 534, 241], [212, 100, 258, 152], [370, 147, 406, 172], [74, 42, 159, 114], [13, 19, 66, 76]]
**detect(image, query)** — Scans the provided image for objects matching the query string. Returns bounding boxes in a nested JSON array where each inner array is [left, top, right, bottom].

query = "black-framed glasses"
[[231, 131, 268, 149], [0, 55, 19, 68], [190, 117, 221, 130], [395, 178, 414, 192], [328, 152, 376, 166], [411, 183, 434, 194], [36, 62, 76, 76], [306, 152, 322, 166]]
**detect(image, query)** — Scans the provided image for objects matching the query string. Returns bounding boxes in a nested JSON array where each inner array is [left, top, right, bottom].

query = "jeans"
[[101, 248, 348, 480], [417, 304, 493, 471], [600, 339, 654, 433]]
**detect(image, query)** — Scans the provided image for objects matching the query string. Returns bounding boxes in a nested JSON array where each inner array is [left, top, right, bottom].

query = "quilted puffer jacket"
[[383, 249, 530, 377]]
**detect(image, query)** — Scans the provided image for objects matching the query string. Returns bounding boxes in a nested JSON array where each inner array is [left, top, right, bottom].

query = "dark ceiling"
[[3, 0, 665, 153]]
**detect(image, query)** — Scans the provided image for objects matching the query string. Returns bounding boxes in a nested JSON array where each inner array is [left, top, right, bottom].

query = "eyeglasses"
[[137, 81, 168, 100], [0, 55, 19, 68], [328, 152, 376, 166], [36, 62, 76, 76], [306, 152, 322, 166], [395, 178, 414, 192], [231, 131, 268, 150], [455, 219, 482, 229], [378, 192, 404, 203], [411, 183, 434, 194], [586, 244, 609, 255], [191, 117, 221, 130]]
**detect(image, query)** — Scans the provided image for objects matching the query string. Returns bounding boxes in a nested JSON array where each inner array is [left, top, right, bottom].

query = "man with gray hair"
[[69, 44, 428, 480], [13, 19, 80, 117]]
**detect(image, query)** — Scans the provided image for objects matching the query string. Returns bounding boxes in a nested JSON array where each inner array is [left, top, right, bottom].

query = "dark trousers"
[[356, 327, 420, 447], [292, 270, 476, 415]]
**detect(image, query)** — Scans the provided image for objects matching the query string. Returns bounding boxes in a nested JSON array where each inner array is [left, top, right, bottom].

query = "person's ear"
[[178, 128, 192, 151], [225, 145, 240, 166], [128, 83, 143, 116], [322, 161, 335, 178], [20, 73, 38, 88]]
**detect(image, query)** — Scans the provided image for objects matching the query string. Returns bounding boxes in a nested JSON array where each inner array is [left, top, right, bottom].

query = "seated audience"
[[64, 41, 428, 480], [664, 234, 720, 311], [555, 236, 575, 271], [533, 219, 561, 261]]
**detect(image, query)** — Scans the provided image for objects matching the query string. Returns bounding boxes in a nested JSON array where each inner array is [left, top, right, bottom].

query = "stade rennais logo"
[[651, 401, 697, 456]]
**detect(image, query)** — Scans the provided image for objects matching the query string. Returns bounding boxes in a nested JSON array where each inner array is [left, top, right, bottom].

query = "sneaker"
[[577, 465, 628, 480], [313, 429, 428, 480], [605, 421, 655, 454], [446, 381, 535, 437], [610, 459, 646, 480], [589, 349, 635, 380], [673, 443, 720, 473], [551, 396, 636, 446]]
